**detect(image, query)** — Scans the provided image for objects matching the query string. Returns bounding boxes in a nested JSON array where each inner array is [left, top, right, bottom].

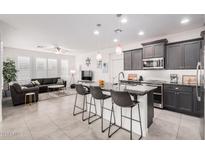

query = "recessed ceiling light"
[[113, 38, 118, 43], [121, 18, 127, 24], [181, 18, 190, 24], [138, 31, 144, 36], [93, 30, 99, 35]]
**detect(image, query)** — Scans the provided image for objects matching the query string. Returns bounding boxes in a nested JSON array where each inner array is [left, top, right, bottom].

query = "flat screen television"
[[81, 70, 93, 81]]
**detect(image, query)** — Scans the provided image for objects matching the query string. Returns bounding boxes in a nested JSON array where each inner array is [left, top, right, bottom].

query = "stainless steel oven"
[[143, 80, 164, 108], [143, 57, 164, 69]]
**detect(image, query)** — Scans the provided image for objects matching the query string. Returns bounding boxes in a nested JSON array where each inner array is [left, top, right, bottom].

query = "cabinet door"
[[184, 41, 200, 69], [177, 91, 193, 113], [154, 43, 164, 58], [164, 90, 177, 109], [193, 87, 202, 115], [131, 49, 142, 70], [166, 44, 184, 69], [200, 40, 204, 68], [143, 45, 154, 59], [124, 52, 132, 70]]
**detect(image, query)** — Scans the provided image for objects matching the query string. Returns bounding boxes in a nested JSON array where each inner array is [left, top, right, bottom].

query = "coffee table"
[[48, 85, 65, 96]]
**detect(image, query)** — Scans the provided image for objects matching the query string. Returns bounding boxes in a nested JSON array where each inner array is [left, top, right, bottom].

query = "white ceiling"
[[0, 14, 204, 54]]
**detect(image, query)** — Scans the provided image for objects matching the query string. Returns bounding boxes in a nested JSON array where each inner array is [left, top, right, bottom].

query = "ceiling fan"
[[37, 45, 74, 54]]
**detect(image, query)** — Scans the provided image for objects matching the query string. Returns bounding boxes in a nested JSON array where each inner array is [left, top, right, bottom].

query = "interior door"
[[111, 58, 123, 83]]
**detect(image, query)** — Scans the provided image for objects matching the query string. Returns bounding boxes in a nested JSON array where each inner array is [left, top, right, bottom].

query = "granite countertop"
[[119, 79, 196, 87], [80, 81, 157, 95]]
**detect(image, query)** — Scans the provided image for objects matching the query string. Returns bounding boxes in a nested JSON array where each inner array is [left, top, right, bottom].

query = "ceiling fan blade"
[[58, 46, 76, 52], [37, 45, 55, 49]]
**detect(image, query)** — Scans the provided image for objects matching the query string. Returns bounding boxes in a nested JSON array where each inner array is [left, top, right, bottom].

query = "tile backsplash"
[[124, 70, 199, 82]]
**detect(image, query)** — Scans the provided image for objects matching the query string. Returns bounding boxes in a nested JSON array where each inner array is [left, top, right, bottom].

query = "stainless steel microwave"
[[143, 58, 164, 69]]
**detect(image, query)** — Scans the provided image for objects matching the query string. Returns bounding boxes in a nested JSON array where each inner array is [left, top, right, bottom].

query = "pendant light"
[[116, 44, 122, 55], [96, 53, 102, 61], [94, 24, 102, 61], [115, 15, 123, 55]]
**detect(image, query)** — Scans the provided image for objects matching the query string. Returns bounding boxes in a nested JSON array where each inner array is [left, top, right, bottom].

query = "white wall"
[[3, 47, 76, 84], [76, 26, 205, 83]]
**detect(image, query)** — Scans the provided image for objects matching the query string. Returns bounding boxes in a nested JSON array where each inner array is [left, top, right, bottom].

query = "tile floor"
[[0, 93, 201, 140]]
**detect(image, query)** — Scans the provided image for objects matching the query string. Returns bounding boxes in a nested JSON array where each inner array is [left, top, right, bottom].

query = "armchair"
[[10, 83, 39, 106]]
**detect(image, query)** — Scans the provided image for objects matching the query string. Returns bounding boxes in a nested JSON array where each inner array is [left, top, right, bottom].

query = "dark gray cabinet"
[[166, 44, 184, 69], [143, 45, 154, 59], [166, 40, 201, 69], [178, 91, 193, 113], [124, 49, 142, 70], [164, 90, 177, 109], [143, 43, 165, 59], [193, 87, 203, 116], [164, 84, 199, 116], [131, 49, 142, 70], [142, 39, 167, 59], [153, 43, 165, 58], [184, 41, 200, 69], [124, 51, 132, 70]]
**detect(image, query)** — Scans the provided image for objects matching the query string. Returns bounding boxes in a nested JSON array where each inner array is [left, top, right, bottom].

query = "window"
[[36, 58, 47, 78], [61, 60, 69, 81], [48, 59, 57, 77], [17, 56, 31, 84]]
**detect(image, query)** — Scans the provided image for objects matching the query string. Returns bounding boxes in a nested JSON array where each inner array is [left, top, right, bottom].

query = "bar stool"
[[73, 84, 96, 121], [108, 90, 143, 140], [89, 86, 116, 133]]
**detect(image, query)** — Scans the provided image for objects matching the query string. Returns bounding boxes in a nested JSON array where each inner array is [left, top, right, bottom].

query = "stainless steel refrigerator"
[[197, 31, 205, 139]]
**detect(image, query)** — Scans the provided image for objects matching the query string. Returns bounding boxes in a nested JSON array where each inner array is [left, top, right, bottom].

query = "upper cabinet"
[[131, 49, 143, 70], [166, 39, 202, 69], [143, 45, 154, 59], [166, 43, 184, 69], [124, 51, 132, 70], [142, 39, 167, 59], [184, 41, 200, 69], [123, 48, 143, 70]]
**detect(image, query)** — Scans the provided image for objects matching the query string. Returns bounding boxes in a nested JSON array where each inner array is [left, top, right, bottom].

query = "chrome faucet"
[[118, 72, 125, 83]]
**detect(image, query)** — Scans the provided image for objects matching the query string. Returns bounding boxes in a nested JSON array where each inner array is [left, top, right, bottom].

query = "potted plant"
[[3, 58, 17, 97]]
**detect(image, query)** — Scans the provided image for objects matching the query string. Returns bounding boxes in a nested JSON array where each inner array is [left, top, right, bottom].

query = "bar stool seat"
[[101, 94, 111, 100]]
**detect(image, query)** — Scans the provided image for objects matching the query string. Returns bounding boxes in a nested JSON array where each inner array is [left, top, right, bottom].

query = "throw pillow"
[[57, 79, 64, 85], [34, 80, 40, 85], [21, 86, 28, 90], [31, 81, 36, 86]]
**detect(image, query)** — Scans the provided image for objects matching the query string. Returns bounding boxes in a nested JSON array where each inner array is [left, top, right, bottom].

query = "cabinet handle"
[[175, 87, 179, 90]]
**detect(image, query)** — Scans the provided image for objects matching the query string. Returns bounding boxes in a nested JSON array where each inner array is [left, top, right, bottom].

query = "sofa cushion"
[[53, 78, 58, 84], [24, 83, 34, 88], [57, 79, 64, 85], [43, 78, 54, 84]]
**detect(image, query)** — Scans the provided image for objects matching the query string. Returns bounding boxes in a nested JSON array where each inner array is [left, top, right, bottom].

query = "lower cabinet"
[[177, 91, 193, 113], [164, 90, 177, 109], [164, 84, 199, 116]]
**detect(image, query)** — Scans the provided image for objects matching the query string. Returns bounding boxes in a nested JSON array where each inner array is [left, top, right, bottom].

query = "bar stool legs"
[[73, 93, 89, 121], [88, 97, 101, 124], [108, 103, 143, 140], [73, 93, 83, 116], [101, 100, 116, 133], [138, 103, 143, 140]]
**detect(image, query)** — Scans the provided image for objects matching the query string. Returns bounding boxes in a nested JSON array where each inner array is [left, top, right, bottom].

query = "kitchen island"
[[78, 81, 157, 137]]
